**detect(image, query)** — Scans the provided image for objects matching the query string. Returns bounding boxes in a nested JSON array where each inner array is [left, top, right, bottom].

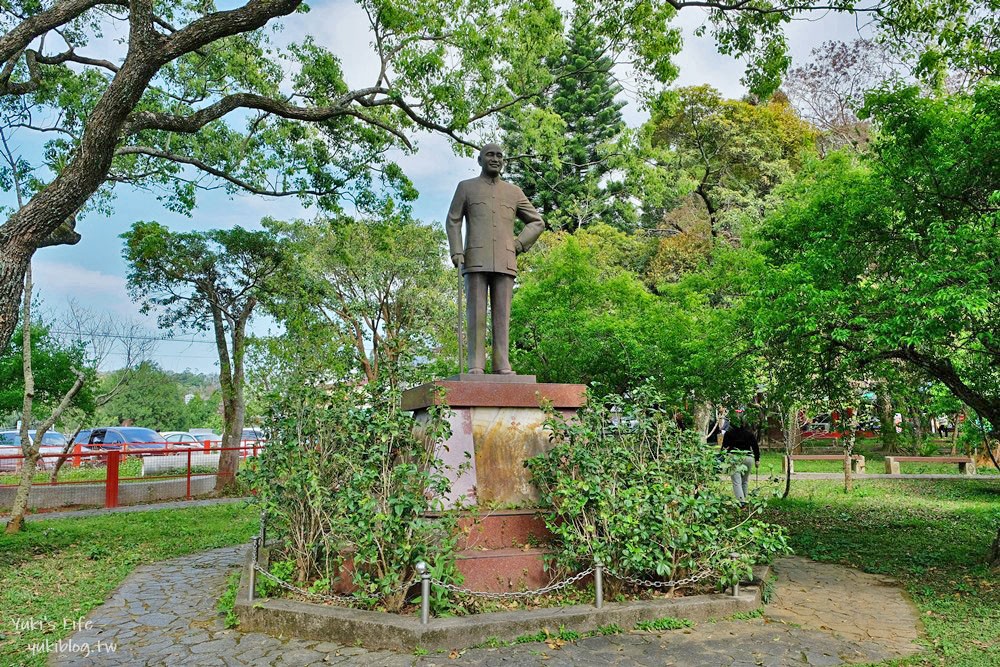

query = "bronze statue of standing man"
[[447, 144, 544, 374]]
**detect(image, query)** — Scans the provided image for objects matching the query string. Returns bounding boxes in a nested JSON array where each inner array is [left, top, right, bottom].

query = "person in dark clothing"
[[722, 424, 760, 502]]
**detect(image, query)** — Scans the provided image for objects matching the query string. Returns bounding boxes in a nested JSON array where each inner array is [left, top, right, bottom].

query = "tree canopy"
[[747, 84, 1000, 428], [2, 0, 995, 353], [0, 321, 95, 423], [503, 0, 632, 231]]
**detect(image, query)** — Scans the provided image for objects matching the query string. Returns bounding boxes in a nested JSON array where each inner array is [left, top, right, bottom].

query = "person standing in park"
[[722, 420, 760, 504], [446, 143, 545, 374]]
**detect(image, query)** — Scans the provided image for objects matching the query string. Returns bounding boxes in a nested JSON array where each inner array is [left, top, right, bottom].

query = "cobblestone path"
[[48, 548, 922, 666]]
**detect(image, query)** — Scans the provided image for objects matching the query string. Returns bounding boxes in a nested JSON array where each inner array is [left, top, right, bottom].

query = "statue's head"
[[478, 143, 504, 177]]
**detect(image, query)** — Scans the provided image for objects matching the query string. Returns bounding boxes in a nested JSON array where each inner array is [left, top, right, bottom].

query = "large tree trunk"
[[901, 350, 1000, 435], [875, 384, 898, 452], [990, 526, 1000, 566], [0, 46, 162, 350], [213, 305, 249, 493]]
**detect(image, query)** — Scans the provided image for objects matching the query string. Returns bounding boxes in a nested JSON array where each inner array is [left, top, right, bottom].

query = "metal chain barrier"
[[604, 567, 715, 589], [430, 567, 596, 600], [252, 565, 361, 604], [249, 533, 417, 605], [248, 510, 733, 623]]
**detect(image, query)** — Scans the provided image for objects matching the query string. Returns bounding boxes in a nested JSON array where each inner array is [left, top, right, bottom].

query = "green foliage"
[[95, 361, 188, 432], [647, 86, 817, 239], [242, 380, 462, 613], [634, 616, 694, 632], [527, 386, 790, 589], [122, 222, 287, 333], [749, 83, 1000, 428], [185, 391, 223, 430], [218, 571, 241, 629], [0, 322, 95, 422], [265, 210, 454, 388], [513, 626, 580, 644], [504, 0, 634, 231], [725, 608, 764, 621], [510, 232, 675, 395]]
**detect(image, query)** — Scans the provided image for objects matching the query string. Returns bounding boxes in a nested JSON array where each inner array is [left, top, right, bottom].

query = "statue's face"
[[478, 144, 504, 177]]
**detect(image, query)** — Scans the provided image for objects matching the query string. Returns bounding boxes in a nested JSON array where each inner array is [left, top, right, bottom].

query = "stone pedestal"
[[402, 375, 586, 507]]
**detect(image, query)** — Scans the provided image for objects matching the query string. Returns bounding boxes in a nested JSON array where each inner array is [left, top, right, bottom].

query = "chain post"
[[249, 536, 260, 602], [594, 559, 604, 609], [416, 562, 431, 625]]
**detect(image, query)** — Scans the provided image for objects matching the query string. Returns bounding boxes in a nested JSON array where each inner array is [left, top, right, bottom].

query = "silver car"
[[0, 430, 70, 471]]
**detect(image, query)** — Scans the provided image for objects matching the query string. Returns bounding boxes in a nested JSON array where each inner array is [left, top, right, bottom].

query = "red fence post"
[[186, 449, 192, 500], [72, 444, 82, 468], [105, 451, 120, 508]]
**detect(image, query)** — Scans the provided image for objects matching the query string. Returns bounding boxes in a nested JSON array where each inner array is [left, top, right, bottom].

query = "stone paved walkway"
[[48, 548, 923, 667]]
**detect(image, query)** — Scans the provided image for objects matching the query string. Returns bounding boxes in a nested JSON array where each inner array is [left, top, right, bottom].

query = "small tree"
[[95, 361, 189, 432], [5, 264, 85, 533], [269, 212, 453, 389], [122, 222, 287, 492]]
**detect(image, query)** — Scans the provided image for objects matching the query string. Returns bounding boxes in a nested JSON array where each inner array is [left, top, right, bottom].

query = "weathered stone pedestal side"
[[402, 375, 586, 507]]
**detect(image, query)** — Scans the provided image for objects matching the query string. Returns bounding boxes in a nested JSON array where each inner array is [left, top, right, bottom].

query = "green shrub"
[[527, 385, 789, 589], [242, 381, 463, 612]]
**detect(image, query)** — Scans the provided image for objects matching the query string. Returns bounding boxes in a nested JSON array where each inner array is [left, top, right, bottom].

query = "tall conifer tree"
[[503, 0, 632, 231]]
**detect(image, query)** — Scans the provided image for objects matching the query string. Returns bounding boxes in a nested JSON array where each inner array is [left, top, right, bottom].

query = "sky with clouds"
[[11, 2, 867, 374]]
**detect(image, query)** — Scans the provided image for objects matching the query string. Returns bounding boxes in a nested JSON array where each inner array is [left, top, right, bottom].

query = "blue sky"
[[8, 2, 866, 374]]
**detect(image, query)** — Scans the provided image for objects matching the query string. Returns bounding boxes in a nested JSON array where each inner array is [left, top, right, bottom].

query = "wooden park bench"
[[783, 454, 866, 474], [884, 456, 976, 475]]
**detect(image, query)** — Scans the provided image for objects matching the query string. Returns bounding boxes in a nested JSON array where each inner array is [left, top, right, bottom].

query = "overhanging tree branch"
[[123, 87, 389, 135], [114, 145, 337, 198], [0, 0, 123, 63]]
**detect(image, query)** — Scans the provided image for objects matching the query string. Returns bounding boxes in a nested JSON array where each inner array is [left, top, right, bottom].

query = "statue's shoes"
[[496, 369, 516, 375], [468, 368, 485, 374]]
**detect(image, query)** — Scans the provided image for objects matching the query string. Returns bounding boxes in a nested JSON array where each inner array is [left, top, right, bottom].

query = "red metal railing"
[[0, 442, 263, 511]]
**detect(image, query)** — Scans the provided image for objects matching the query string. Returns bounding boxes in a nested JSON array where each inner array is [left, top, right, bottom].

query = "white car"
[[161, 432, 210, 450]]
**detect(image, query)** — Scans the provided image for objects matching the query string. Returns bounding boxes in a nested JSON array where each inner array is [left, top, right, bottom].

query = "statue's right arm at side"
[[446, 182, 466, 266]]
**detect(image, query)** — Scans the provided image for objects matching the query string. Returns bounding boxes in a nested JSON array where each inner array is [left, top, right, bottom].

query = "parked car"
[[189, 428, 221, 443], [83, 427, 169, 454], [241, 427, 265, 443], [0, 430, 70, 470], [72, 429, 93, 446], [161, 431, 209, 450]]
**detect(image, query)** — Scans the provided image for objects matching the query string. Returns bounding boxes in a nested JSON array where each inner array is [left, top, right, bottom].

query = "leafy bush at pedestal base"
[[242, 382, 461, 613], [528, 386, 789, 590]]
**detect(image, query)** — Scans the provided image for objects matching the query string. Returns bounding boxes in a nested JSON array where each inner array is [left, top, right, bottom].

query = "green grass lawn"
[[0, 458, 222, 486], [0, 502, 257, 667], [758, 450, 1000, 476], [766, 479, 1000, 666]]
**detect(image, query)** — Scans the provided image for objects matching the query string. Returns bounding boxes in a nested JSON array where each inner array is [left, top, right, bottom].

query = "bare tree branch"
[[0, 0, 124, 64]]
